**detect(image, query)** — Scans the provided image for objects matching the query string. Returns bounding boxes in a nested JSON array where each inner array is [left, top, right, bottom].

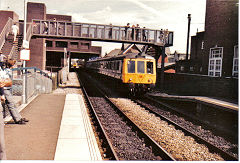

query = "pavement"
[[4, 94, 66, 160], [2, 72, 102, 161]]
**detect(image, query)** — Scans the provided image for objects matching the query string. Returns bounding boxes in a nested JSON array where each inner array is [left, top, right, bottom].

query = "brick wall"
[[190, 32, 205, 73], [29, 38, 46, 69], [202, 0, 238, 76], [25, 2, 101, 70], [156, 72, 238, 102], [26, 2, 46, 69], [27, 2, 46, 22], [0, 11, 19, 32], [190, 32, 204, 61], [46, 14, 71, 21]]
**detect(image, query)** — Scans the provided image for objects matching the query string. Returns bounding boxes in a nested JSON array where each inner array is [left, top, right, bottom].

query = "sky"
[[1, 0, 206, 56]]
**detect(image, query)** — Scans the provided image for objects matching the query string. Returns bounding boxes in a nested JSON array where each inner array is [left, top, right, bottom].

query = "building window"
[[46, 40, 53, 47], [70, 42, 79, 49], [81, 42, 89, 49], [201, 41, 204, 50], [208, 47, 223, 77], [56, 41, 68, 48], [232, 45, 238, 77], [190, 66, 194, 71], [180, 66, 184, 72]]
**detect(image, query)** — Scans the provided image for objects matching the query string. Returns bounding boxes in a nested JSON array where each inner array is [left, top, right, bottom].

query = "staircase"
[[0, 33, 22, 60]]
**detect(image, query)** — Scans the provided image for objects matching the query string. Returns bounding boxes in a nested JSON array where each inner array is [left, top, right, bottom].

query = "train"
[[85, 53, 156, 95], [71, 59, 85, 68]]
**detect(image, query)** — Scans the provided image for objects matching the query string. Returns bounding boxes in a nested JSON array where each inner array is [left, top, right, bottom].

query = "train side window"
[[120, 61, 123, 72], [127, 60, 135, 73], [147, 62, 153, 74], [117, 61, 120, 71], [137, 61, 145, 73]]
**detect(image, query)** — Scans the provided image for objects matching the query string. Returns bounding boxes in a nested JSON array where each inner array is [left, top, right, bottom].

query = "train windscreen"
[[137, 61, 145, 73], [127, 60, 135, 73], [147, 62, 154, 74]]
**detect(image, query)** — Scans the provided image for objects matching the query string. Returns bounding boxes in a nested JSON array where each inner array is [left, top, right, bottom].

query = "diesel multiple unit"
[[86, 53, 156, 95]]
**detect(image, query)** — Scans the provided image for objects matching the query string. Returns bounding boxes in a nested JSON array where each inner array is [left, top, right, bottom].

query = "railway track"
[[77, 71, 236, 161], [132, 96, 238, 161], [78, 72, 175, 160]]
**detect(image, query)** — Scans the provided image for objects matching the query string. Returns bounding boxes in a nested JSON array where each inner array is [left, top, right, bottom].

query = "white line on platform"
[[54, 93, 102, 161]]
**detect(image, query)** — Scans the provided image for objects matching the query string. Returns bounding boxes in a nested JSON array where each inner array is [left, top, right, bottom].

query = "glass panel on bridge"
[[32, 20, 173, 46]]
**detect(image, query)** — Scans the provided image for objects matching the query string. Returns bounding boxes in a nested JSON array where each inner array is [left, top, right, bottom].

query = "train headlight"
[[148, 79, 152, 82], [129, 78, 132, 81]]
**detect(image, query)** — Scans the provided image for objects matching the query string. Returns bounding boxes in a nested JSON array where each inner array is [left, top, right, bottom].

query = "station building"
[[0, 2, 102, 72], [176, 0, 238, 78]]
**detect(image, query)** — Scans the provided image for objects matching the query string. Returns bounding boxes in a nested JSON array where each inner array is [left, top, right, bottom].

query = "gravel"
[[110, 98, 224, 161]]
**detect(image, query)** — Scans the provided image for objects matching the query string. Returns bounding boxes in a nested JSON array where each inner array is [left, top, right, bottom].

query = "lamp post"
[[22, 0, 27, 104], [186, 14, 191, 60]]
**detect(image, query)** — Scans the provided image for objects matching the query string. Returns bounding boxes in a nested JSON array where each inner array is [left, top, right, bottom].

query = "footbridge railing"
[[0, 18, 13, 50], [32, 19, 173, 47]]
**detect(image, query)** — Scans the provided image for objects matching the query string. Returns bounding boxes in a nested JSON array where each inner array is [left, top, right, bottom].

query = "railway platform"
[[147, 91, 238, 138], [148, 92, 238, 112], [3, 73, 102, 161], [2, 72, 238, 161]]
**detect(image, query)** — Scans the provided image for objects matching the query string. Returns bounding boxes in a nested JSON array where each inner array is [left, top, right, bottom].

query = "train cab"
[[122, 55, 156, 93]]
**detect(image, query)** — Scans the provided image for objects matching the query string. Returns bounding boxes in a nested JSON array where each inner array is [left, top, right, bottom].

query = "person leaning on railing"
[[0, 58, 29, 124], [0, 52, 6, 160]]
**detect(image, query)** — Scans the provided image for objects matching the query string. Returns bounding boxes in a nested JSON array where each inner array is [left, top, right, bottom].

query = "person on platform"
[[135, 24, 140, 41], [108, 23, 113, 39], [142, 27, 147, 41], [125, 23, 130, 40], [0, 99, 6, 160], [11, 23, 19, 42], [43, 21, 48, 34], [0, 51, 6, 64], [131, 24, 136, 40], [0, 59, 29, 124]]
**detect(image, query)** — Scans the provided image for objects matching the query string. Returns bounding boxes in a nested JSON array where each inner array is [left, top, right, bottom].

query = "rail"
[[133, 97, 238, 161], [0, 18, 13, 50], [32, 19, 173, 47], [11, 67, 52, 103], [80, 71, 175, 160]]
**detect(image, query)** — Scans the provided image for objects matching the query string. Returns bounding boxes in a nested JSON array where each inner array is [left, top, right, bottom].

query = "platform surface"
[[148, 92, 238, 111], [54, 93, 102, 161], [3, 72, 102, 161], [4, 94, 66, 160]]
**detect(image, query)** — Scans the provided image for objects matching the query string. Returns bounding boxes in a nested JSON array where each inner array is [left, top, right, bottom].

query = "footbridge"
[[31, 19, 173, 47]]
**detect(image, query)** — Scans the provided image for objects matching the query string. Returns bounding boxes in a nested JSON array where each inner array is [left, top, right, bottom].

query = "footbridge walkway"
[[31, 19, 174, 47]]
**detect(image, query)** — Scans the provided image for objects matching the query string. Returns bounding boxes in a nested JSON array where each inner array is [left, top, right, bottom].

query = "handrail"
[[0, 18, 13, 49], [9, 22, 33, 59], [12, 67, 52, 79], [8, 42, 18, 59]]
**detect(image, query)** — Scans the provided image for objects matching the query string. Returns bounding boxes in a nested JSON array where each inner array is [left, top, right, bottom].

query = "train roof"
[[88, 53, 155, 62]]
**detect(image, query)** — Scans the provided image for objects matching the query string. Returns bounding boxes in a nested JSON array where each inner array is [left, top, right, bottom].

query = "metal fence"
[[11, 67, 52, 103]]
